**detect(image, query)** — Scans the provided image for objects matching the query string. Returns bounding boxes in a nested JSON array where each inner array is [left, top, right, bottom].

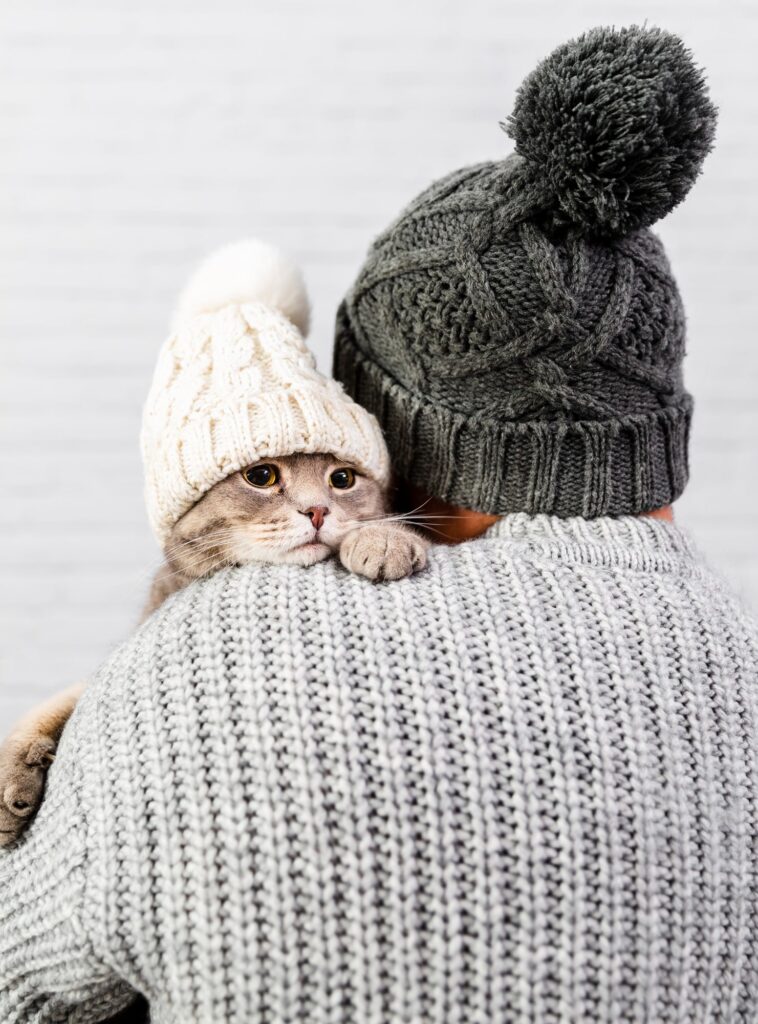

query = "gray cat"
[[0, 453, 427, 846]]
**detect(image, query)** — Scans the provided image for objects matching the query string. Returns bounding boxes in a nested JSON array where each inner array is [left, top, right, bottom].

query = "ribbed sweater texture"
[[1, 515, 757, 1023]]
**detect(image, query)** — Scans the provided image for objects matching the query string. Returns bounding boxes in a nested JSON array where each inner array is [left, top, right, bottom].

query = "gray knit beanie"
[[334, 26, 717, 517]]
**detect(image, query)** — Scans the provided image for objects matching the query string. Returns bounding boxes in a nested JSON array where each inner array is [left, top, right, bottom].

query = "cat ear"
[[172, 239, 310, 335]]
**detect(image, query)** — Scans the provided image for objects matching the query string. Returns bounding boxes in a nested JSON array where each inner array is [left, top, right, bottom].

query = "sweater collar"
[[482, 513, 699, 570]]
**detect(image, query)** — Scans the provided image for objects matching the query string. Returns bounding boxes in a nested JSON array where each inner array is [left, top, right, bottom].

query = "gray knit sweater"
[[2, 515, 758, 1023]]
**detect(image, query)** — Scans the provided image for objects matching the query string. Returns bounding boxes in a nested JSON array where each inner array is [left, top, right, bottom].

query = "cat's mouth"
[[291, 523, 341, 553], [285, 538, 333, 567]]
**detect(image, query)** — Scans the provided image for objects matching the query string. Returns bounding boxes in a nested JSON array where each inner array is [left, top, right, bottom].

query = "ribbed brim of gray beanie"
[[334, 26, 717, 517]]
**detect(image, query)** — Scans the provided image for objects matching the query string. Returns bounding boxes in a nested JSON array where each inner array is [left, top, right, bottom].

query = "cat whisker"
[[341, 511, 468, 529], [152, 526, 316, 585], [165, 525, 293, 557], [394, 497, 434, 518], [155, 553, 233, 583], [392, 511, 479, 522]]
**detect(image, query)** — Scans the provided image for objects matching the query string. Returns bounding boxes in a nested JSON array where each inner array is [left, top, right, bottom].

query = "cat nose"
[[301, 505, 329, 530]]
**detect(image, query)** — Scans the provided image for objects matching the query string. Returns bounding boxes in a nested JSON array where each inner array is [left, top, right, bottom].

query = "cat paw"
[[340, 523, 428, 582], [0, 734, 56, 847]]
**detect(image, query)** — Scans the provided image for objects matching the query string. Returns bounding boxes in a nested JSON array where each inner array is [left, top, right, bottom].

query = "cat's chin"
[[278, 542, 333, 568]]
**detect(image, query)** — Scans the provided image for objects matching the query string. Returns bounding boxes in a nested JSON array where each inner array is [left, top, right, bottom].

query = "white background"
[[1, 0, 756, 726]]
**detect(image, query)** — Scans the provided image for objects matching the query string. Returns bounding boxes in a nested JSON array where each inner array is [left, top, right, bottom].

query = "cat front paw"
[[340, 523, 428, 582], [0, 734, 56, 847]]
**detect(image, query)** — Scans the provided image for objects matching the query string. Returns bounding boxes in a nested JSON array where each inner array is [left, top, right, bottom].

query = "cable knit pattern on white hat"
[[141, 241, 390, 544]]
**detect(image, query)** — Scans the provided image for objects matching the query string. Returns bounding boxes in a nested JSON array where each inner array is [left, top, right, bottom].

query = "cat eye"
[[243, 464, 279, 488], [329, 468, 356, 490]]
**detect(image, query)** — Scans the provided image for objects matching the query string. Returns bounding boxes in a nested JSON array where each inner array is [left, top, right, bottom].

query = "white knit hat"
[[141, 240, 391, 545]]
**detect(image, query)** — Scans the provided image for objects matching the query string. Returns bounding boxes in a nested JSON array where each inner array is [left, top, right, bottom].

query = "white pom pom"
[[173, 239, 310, 335]]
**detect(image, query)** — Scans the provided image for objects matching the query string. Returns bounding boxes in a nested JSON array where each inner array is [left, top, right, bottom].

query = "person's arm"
[[0, 678, 137, 1022], [2, 570, 286, 1022]]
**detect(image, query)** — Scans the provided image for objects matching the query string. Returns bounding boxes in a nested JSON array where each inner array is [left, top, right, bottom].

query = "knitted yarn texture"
[[142, 241, 390, 544], [2, 516, 758, 1023], [334, 27, 717, 517]]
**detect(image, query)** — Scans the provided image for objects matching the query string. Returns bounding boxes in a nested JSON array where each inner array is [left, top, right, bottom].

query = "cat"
[[0, 452, 428, 846]]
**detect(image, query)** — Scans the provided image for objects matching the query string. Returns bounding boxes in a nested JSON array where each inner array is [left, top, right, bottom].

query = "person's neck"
[[402, 484, 673, 544]]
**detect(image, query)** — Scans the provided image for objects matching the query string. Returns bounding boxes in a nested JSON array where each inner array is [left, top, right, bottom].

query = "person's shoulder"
[[142, 545, 490, 617], [127, 544, 502, 647]]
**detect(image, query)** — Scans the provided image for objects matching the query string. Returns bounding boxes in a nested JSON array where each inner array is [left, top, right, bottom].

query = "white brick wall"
[[2, 0, 757, 727]]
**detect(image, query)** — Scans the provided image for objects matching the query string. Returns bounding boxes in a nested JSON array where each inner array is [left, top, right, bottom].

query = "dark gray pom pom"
[[506, 26, 717, 238]]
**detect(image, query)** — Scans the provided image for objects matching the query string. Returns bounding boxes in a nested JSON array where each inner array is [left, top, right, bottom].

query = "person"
[[3, 25, 758, 1024]]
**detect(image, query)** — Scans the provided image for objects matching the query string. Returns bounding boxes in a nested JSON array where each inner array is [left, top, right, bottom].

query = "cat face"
[[165, 453, 386, 578]]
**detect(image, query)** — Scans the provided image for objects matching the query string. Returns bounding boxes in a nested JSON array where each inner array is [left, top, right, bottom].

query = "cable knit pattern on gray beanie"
[[334, 26, 717, 517]]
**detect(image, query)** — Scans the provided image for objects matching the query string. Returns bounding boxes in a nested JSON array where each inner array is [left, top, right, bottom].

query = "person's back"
[[3, 514, 757, 1022]]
